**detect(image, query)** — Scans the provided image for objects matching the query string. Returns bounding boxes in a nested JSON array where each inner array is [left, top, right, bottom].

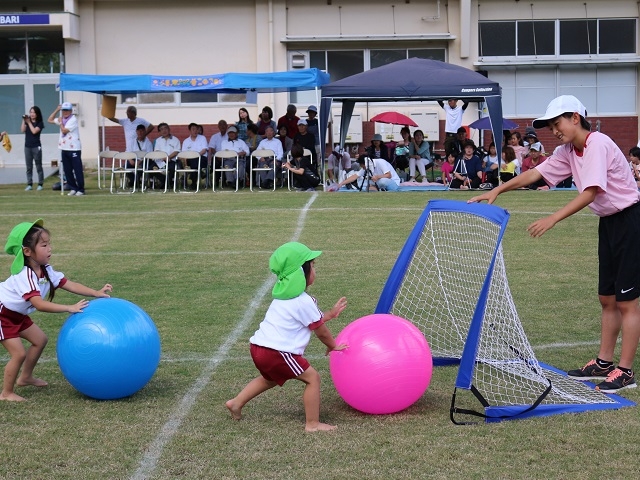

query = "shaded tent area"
[[59, 69, 330, 95], [60, 69, 330, 180], [319, 58, 504, 163]]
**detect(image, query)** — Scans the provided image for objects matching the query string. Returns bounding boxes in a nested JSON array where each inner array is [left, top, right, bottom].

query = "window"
[[480, 18, 637, 57], [479, 22, 516, 57], [0, 30, 64, 74], [488, 66, 637, 116], [517, 21, 555, 56], [599, 19, 636, 54], [559, 20, 597, 55]]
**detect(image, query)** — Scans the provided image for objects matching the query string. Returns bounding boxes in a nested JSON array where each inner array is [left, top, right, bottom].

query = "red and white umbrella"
[[370, 111, 418, 127]]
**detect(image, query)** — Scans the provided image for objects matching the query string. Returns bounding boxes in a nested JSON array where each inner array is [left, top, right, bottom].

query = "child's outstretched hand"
[[327, 297, 347, 321], [468, 190, 498, 204], [96, 284, 113, 298], [326, 343, 348, 355], [69, 299, 89, 313]]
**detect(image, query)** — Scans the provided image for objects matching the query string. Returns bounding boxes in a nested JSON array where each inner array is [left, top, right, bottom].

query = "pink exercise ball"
[[329, 313, 433, 415]]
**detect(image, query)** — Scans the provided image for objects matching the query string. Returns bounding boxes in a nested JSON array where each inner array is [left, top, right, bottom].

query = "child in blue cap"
[[0, 219, 112, 401], [226, 242, 347, 431]]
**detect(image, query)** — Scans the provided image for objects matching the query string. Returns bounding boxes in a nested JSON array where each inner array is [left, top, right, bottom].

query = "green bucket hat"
[[269, 242, 322, 300], [4, 219, 44, 275]]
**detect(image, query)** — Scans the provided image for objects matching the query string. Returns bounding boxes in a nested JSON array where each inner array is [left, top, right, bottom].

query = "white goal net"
[[376, 200, 630, 423]]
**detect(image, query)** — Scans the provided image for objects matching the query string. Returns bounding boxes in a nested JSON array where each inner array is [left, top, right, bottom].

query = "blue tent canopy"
[[59, 68, 330, 94], [319, 58, 504, 164]]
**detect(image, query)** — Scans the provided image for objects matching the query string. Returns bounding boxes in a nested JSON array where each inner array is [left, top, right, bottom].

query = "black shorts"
[[598, 201, 640, 301]]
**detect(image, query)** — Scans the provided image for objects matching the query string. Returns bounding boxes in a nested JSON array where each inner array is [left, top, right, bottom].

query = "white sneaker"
[[67, 190, 77, 196], [25, 185, 33, 191], [37, 185, 43, 191], [75, 191, 85, 196]]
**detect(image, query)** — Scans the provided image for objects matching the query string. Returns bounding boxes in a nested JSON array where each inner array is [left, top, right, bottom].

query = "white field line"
[[130, 192, 318, 480]]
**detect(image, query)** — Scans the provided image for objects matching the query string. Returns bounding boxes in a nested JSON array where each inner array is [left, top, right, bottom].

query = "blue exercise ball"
[[56, 298, 161, 400]]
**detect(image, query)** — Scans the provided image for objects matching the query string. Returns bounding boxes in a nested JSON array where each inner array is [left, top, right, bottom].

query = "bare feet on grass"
[[305, 422, 337, 432], [225, 399, 242, 420], [16, 377, 48, 387], [0, 392, 27, 402]]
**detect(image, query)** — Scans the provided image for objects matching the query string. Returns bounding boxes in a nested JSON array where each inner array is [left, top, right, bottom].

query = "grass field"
[[0, 173, 638, 480]]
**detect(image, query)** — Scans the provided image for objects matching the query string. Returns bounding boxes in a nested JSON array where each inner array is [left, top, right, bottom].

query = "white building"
[[0, 0, 637, 165]]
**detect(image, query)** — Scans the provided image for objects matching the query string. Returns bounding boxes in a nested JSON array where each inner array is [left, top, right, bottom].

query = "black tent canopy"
[[319, 58, 504, 162]]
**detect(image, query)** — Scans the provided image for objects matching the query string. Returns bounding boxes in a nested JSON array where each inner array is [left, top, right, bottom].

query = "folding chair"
[[110, 151, 138, 194], [141, 151, 169, 193], [98, 150, 119, 190], [250, 148, 276, 191], [212, 150, 239, 192], [174, 151, 202, 193]]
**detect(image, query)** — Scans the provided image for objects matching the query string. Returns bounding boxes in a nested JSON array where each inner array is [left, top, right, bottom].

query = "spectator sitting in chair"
[[450, 140, 483, 190], [125, 124, 152, 188], [365, 134, 391, 161], [255, 126, 284, 189], [153, 122, 181, 187], [329, 155, 400, 192], [221, 125, 249, 187], [181, 122, 208, 190], [408, 129, 433, 183]]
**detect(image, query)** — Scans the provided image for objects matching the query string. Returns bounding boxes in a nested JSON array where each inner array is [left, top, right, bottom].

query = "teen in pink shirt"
[[469, 95, 640, 394]]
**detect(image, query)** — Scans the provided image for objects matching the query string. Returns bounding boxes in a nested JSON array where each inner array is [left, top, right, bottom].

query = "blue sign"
[[0, 14, 50, 26]]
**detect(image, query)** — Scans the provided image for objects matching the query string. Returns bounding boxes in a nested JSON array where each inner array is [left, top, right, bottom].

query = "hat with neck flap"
[[4, 219, 44, 275], [269, 242, 322, 300]]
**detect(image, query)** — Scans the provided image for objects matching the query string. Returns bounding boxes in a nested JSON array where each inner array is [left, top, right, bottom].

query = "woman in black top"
[[21, 106, 45, 190], [284, 144, 320, 191]]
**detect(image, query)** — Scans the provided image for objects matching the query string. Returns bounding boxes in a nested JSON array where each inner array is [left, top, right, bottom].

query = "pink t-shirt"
[[441, 162, 454, 183], [536, 132, 640, 217]]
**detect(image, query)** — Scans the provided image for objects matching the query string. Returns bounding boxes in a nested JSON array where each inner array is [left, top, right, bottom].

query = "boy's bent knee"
[[297, 366, 320, 385]]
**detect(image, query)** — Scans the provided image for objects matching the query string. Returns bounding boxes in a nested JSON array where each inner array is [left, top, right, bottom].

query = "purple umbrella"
[[468, 116, 518, 130]]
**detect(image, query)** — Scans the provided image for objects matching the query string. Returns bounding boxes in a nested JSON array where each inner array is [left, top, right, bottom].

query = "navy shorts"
[[598, 201, 640, 301]]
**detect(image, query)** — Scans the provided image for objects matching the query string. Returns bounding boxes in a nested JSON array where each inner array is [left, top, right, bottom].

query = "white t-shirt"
[[54, 115, 81, 151], [208, 132, 228, 153], [250, 292, 323, 355], [181, 134, 208, 155], [0, 265, 66, 315], [221, 138, 249, 157], [154, 135, 181, 157], [257, 137, 284, 161], [118, 117, 151, 152], [444, 104, 465, 134], [133, 137, 153, 153], [364, 158, 401, 185]]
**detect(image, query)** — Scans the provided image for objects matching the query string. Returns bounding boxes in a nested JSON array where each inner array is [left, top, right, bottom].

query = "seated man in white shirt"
[[153, 122, 181, 186], [181, 122, 208, 190], [220, 125, 249, 187], [208, 120, 229, 187], [255, 126, 284, 188], [330, 155, 400, 192], [126, 124, 153, 187]]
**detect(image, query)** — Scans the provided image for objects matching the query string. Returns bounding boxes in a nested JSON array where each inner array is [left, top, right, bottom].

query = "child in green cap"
[[0, 219, 112, 402], [226, 242, 347, 431]]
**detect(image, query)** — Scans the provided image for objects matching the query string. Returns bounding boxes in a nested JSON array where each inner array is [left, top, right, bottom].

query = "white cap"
[[297, 118, 307, 126], [529, 142, 542, 152], [61, 102, 73, 111], [532, 95, 587, 129]]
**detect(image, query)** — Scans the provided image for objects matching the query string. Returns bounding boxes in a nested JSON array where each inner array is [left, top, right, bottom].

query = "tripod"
[[356, 157, 378, 192]]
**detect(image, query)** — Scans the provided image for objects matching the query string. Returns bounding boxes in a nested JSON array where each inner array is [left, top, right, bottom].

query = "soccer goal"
[[375, 199, 634, 423]]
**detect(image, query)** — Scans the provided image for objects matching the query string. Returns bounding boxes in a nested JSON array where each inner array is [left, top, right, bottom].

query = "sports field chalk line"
[[130, 193, 319, 480]]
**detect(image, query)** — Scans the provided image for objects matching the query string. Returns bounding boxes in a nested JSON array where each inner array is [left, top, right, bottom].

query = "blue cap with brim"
[[4, 219, 44, 275], [269, 242, 322, 300]]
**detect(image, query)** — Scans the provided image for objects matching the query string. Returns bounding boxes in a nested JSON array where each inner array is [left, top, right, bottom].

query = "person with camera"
[[329, 155, 400, 192], [48, 103, 85, 196], [21, 107, 45, 191]]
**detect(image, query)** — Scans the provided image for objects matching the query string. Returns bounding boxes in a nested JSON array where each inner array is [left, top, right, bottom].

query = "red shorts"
[[250, 343, 310, 386], [0, 304, 34, 341]]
